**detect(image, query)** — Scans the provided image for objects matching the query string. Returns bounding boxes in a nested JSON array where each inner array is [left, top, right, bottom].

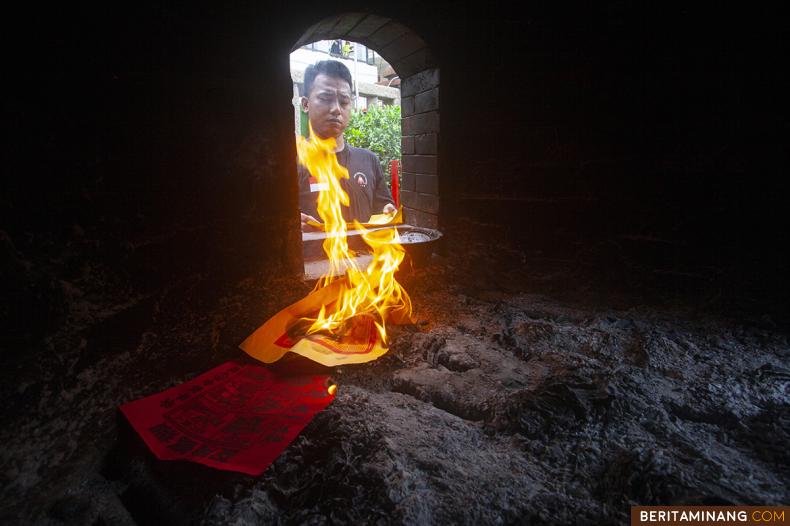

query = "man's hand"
[[382, 203, 397, 215], [301, 212, 320, 232]]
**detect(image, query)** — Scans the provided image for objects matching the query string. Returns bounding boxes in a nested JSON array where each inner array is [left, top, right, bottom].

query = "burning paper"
[[306, 205, 404, 230], [240, 128, 412, 366]]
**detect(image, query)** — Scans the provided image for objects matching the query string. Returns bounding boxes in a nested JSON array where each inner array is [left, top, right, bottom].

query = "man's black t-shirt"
[[298, 143, 394, 223]]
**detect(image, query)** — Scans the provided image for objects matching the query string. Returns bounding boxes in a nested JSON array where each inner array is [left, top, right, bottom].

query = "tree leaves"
[[346, 105, 401, 189]]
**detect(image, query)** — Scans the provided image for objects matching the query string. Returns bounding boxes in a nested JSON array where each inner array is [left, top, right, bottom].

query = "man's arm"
[[298, 164, 321, 231], [371, 158, 396, 214], [300, 212, 319, 232]]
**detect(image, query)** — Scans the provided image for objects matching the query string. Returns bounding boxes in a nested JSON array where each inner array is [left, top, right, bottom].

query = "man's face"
[[301, 73, 352, 140]]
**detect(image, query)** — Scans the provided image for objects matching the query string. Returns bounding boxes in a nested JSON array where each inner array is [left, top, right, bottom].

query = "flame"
[[296, 125, 412, 345]]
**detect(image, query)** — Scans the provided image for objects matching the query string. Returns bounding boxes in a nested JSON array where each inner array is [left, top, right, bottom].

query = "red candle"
[[390, 159, 400, 207]]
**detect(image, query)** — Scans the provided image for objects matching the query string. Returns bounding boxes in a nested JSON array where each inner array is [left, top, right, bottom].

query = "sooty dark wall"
[[7, 4, 304, 281], [3, 3, 786, 344], [436, 5, 786, 281], [4, 4, 308, 343]]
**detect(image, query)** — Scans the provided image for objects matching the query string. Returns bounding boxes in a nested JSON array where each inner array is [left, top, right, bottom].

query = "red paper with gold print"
[[119, 361, 333, 475]]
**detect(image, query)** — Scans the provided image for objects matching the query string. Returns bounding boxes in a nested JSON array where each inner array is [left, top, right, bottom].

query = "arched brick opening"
[[291, 13, 440, 229]]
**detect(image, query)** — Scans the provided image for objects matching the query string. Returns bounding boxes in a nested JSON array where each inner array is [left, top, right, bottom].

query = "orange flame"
[[296, 126, 412, 344]]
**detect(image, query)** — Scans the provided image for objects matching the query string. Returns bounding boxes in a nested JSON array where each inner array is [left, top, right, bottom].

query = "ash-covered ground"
[[1, 222, 788, 525]]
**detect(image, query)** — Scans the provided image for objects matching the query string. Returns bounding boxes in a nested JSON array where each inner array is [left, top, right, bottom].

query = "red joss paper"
[[119, 361, 334, 475]]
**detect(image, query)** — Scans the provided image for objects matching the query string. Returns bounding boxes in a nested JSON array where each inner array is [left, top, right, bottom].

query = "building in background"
[[290, 41, 401, 136]]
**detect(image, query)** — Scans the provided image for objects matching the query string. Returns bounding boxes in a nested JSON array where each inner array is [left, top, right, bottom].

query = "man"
[[298, 60, 396, 231], [330, 39, 341, 56]]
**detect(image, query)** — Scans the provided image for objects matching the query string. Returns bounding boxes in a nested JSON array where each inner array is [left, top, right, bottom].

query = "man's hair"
[[303, 60, 353, 97]]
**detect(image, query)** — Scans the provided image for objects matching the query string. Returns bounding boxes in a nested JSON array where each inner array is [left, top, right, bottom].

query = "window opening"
[[290, 40, 403, 278]]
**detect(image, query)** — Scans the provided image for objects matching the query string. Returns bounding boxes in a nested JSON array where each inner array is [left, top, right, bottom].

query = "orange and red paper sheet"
[[238, 279, 402, 367], [120, 362, 333, 475]]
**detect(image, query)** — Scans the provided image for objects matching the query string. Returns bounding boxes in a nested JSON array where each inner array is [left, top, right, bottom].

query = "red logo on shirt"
[[354, 172, 368, 188]]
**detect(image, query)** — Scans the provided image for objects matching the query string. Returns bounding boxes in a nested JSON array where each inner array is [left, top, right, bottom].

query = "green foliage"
[[345, 105, 401, 188]]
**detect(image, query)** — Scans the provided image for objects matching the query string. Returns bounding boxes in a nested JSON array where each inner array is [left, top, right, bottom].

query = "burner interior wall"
[[3, 2, 786, 346]]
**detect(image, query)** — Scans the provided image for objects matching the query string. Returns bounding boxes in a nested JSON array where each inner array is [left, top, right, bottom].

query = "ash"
[[1, 222, 788, 525], [398, 231, 432, 244]]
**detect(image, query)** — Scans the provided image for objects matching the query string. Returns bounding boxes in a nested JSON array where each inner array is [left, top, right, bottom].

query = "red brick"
[[401, 96, 415, 117], [415, 133, 437, 155], [401, 68, 440, 97], [392, 50, 436, 78], [379, 33, 426, 64], [345, 14, 390, 41], [402, 155, 437, 175], [402, 111, 439, 134], [403, 207, 439, 228], [400, 189, 417, 208], [416, 174, 438, 194], [366, 21, 411, 49], [401, 135, 415, 155], [415, 88, 439, 113], [415, 192, 440, 213], [401, 172, 416, 192]]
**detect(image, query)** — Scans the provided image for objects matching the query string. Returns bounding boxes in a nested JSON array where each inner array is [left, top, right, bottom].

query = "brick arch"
[[292, 13, 440, 228]]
